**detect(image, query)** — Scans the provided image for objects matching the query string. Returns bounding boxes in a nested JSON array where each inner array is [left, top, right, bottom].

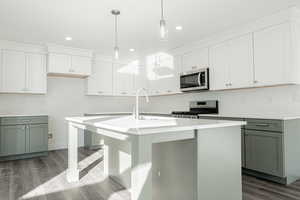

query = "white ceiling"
[[0, 0, 299, 60]]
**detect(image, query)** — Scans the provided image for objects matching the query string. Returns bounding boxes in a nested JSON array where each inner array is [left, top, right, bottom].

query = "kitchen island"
[[65, 114, 246, 200]]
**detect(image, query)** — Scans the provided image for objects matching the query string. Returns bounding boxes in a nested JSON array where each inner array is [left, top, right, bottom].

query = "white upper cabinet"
[[209, 41, 230, 90], [47, 44, 92, 78], [86, 60, 113, 96], [48, 53, 70, 74], [113, 63, 135, 96], [210, 34, 254, 90], [71, 56, 92, 76], [253, 23, 292, 86], [160, 55, 181, 94], [181, 47, 209, 73], [147, 53, 180, 95], [0, 50, 46, 94], [1, 50, 26, 93], [26, 53, 47, 93], [228, 34, 254, 89], [48, 53, 91, 77]]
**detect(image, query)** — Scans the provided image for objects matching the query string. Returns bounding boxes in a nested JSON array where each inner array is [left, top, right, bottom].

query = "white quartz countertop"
[[66, 115, 246, 135], [198, 114, 300, 120], [0, 114, 48, 117]]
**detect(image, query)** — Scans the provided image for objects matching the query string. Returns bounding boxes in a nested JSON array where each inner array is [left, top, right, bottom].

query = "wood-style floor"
[[0, 148, 300, 200]]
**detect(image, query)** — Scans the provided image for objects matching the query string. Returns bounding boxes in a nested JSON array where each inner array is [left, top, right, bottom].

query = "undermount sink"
[[138, 115, 174, 121], [94, 115, 177, 130]]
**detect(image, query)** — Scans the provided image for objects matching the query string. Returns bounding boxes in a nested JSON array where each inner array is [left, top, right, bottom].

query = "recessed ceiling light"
[[65, 36, 72, 41], [129, 48, 135, 52], [175, 26, 183, 30]]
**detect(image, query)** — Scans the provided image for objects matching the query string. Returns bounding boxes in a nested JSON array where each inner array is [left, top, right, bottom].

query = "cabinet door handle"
[[167, 90, 172, 93], [98, 91, 103, 94], [253, 80, 258, 84], [192, 66, 197, 69], [121, 92, 127, 95]]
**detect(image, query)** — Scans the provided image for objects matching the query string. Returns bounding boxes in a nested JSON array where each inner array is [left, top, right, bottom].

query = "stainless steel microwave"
[[180, 68, 209, 92]]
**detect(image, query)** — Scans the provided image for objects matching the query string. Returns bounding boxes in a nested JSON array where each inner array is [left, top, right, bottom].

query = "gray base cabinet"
[[0, 125, 26, 156], [245, 130, 283, 177], [29, 124, 48, 153], [0, 116, 48, 160], [198, 115, 300, 184]]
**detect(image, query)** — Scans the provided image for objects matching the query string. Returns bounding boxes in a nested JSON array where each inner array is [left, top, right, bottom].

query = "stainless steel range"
[[172, 100, 219, 119]]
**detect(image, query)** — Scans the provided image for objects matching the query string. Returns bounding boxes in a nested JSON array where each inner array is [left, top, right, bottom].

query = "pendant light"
[[112, 9, 120, 60], [160, 0, 167, 40]]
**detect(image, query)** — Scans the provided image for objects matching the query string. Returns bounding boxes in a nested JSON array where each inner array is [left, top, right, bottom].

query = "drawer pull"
[[254, 123, 270, 127]]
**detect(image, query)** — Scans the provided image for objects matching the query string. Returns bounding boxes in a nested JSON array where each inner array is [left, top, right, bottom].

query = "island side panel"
[[103, 135, 132, 188], [67, 122, 80, 182], [131, 135, 153, 200], [284, 119, 300, 184], [196, 126, 242, 200]]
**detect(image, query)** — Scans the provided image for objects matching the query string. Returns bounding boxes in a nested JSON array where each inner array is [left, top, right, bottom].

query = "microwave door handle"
[[198, 73, 201, 86]]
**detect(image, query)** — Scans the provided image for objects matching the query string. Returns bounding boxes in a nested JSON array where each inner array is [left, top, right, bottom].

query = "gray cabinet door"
[[28, 124, 48, 153], [245, 130, 283, 177], [0, 125, 26, 156]]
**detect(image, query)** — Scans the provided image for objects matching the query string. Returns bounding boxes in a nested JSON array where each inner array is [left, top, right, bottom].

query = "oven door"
[[180, 70, 209, 91]]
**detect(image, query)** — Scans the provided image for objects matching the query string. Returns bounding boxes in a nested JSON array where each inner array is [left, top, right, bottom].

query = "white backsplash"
[[144, 85, 300, 116]]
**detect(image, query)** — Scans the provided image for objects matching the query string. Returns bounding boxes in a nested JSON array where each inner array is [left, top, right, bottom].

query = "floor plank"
[[0, 148, 299, 200]]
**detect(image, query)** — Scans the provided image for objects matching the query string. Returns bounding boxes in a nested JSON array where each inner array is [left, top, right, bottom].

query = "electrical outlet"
[[48, 133, 53, 139]]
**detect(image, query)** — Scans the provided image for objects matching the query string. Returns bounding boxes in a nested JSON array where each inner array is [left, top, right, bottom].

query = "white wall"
[[144, 85, 300, 116], [0, 77, 135, 150]]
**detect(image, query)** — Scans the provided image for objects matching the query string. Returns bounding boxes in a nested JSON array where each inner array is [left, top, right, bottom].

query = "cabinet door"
[[28, 124, 48, 153], [0, 125, 26, 156], [159, 55, 181, 94], [1, 50, 26, 93], [113, 63, 135, 96], [228, 34, 254, 89], [147, 53, 180, 95], [245, 130, 283, 177], [26, 53, 47, 93], [71, 56, 92, 76], [48, 53, 71, 74], [182, 47, 209, 72], [86, 60, 113, 95], [209, 42, 230, 90], [253, 23, 291, 86]]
